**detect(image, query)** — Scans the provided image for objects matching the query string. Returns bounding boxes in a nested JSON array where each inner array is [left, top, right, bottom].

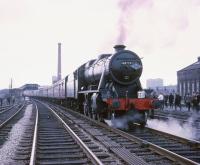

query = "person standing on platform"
[[192, 93, 199, 113], [158, 93, 164, 110], [164, 94, 169, 108], [175, 93, 181, 110], [196, 92, 200, 113], [184, 93, 192, 111], [169, 93, 174, 109]]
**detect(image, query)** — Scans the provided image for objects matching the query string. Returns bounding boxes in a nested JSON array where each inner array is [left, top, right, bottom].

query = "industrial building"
[[177, 57, 200, 97], [146, 78, 163, 89]]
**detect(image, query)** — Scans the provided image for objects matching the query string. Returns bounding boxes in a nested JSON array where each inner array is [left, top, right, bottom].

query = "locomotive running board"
[[78, 90, 99, 94]]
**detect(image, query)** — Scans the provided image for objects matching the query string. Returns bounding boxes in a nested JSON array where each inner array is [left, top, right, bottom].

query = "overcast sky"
[[1, 0, 200, 89]]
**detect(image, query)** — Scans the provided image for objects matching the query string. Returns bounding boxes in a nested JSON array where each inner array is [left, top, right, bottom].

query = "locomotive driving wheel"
[[92, 110, 97, 120], [140, 111, 148, 127], [107, 110, 111, 120], [83, 109, 88, 116], [96, 113, 102, 122], [107, 110, 115, 120]]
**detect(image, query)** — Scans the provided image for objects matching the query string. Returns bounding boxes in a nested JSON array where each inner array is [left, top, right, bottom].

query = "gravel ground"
[[0, 104, 33, 164]]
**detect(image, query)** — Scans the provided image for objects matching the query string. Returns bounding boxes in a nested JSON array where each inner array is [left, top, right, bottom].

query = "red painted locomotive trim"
[[106, 98, 157, 111]]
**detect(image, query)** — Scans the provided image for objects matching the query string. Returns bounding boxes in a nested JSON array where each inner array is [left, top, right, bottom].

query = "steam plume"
[[117, 0, 152, 44], [147, 116, 198, 140], [105, 111, 144, 130]]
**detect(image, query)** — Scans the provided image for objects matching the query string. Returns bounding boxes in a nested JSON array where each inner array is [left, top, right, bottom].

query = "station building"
[[177, 57, 200, 97], [20, 84, 39, 91]]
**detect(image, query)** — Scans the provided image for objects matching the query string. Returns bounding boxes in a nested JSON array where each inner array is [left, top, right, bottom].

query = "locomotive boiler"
[[81, 45, 142, 85], [25, 45, 159, 127]]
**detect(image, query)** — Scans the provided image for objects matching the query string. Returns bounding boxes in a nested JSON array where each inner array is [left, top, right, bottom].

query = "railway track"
[[43, 101, 199, 165], [126, 124, 200, 163], [154, 109, 200, 122], [0, 103, 21, 114], [2, 100, 198, 164], [0, 104, 12, 110], [0, 102, 32, 164], [30, 101, 121, 165], [0, 103, 25, 127]]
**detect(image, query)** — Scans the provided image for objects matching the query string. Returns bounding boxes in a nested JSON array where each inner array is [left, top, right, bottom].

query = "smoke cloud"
[[117, 0, 152, 44], [147, 116, 198, 140], [105, 111, 198, 141], [104, 111, 144, 130]]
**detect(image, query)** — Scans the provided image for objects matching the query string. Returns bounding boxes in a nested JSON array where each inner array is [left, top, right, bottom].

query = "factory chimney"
[[57, 43, 62, 81]]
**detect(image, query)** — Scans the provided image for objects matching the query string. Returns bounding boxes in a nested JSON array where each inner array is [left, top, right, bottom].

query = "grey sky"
[[1, 0, 200, 89]]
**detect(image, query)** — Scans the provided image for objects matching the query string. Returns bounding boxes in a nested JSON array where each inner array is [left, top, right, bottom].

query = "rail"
[[46, 104, 104, 165], [0, 104, 20, 114], [146, 126, 200, 148], [29, 103, 39, 165], [0, 103, 25, 128]]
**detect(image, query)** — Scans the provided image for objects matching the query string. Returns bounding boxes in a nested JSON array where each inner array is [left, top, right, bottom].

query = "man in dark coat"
[[184, 93, 192, 111], [169, 93, 174, 109], [175, 93, 181, 110], [164, 94, 169, 108]]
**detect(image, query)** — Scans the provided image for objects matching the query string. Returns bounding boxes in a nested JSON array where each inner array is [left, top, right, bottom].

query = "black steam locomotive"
[[25, 45, 158, 126]]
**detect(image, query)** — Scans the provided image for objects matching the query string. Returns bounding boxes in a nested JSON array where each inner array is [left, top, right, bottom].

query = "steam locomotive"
[[25, 45, 158, 126]]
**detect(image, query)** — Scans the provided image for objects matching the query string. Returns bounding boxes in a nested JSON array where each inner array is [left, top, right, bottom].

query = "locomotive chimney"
[[57, 42, 62, 81], [114, 45, 126, 52]]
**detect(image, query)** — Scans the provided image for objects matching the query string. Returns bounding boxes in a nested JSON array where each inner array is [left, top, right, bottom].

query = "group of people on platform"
[[156, 92, 200, 112]]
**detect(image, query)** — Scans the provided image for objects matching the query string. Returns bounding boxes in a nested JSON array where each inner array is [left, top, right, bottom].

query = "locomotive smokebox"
[[83, 44, 143, 86], [114, 45, 126, 52]]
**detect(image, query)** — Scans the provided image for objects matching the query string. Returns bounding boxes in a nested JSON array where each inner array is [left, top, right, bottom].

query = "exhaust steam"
[[117, 0, 152, 44], [105, 110, 144, 130], [147, 115, 198, 140]]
